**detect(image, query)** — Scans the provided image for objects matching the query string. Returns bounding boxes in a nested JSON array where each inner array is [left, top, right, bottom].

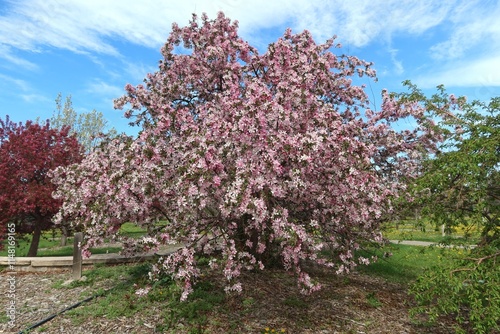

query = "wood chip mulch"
[[1, 264, 459, 334]]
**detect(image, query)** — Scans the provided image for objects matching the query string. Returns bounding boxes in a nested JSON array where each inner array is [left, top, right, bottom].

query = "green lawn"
[[0, 239, 123, 257], [357, 243, 454, 283], [0, 222, 148, 257], [382, 220, 480, 245], [116, 222, 148, 238], [0, 233, 68, 257]]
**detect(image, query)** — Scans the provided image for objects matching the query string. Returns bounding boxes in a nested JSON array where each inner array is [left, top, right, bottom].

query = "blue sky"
[[1, 0, 499, 136]]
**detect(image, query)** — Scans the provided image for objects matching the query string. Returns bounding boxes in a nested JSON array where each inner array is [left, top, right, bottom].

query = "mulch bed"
[[1, 264, 458, 333]]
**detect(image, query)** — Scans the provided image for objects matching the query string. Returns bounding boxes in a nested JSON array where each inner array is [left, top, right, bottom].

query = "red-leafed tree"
[[0, 116, 82, 256]]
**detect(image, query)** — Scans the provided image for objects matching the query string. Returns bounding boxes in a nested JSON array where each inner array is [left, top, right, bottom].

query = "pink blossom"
[[134, 285, 151, 297], [52, 12, 446, 300]]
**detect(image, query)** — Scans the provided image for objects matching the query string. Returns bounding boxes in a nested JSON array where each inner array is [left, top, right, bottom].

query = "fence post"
[[72, 232, 83, 280]]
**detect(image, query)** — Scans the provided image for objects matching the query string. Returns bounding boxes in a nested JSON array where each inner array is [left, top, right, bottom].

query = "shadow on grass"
[[357, 243, 446, 284]]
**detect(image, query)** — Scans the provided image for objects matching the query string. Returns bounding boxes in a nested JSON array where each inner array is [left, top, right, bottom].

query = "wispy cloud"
[[86, 79, 124, 98], [388, 48, 404, 76], [124, 61, 158, 83], [0, 73, 31, 91], [0, 45, 38, 71], [0, 0, 459, 54], [1, 0, 499, 89], [429, 0, 500, 60], [419, 0, 500, 89], [415, 55, 500, 89], [283, 1, 452, 46], [0, 73, 53, 121], [0, 0, 120, 55], [21, 93, 52, 103]]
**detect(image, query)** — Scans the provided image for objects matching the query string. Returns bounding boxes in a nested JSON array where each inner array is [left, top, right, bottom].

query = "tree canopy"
[[0, 116, 82, 256], [401, 87, 500, 333], [50, 93, 116, 152], [53, 12, 451, 299], [412, 95, 499, 244]]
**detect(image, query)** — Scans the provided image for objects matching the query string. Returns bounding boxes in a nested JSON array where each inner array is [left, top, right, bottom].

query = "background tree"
[[49, 93, 117, 245], [0, 116, 82, 256], [50, 93, 117, 153], [399, 86, 500, 333], [53, 12, 448, 299]]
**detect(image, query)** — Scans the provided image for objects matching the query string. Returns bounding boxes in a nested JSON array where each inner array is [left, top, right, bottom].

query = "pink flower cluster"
[[52, 12, 447, 299]]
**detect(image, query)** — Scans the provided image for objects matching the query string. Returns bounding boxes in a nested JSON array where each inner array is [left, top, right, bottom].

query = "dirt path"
[[390, 240, 476, 248]]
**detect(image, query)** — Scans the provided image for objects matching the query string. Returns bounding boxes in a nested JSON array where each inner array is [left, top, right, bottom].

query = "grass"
[[35, 243, 459, 333], [0, 222, 148, 257], [357, 243, 452, 283], [47, 261, 297, 331], [5, 219, 473, 332], [366, 292, 382, 308], [0, 236, 122, 257], [0, 312, 9, 324], [282, 296, 308, 309], [54, 261, 227, 332], [8, 237, 472, 333], [116, 222, 148, 238], [39, 246, 123, 257], [0, 233, 66, 256], [382, 219, 480, 245]]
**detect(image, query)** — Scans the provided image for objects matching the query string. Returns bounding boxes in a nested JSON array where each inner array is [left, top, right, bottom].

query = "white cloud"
[[415, 55, 500, 88], [388, 48, 404, 76], [0, 73, 31, 91], [429, 0, 500, 60], [0, 45, 38, 71], [285, 0, 452, 46], [21, 93, 52, 103], [86, 79, 124, 98], [1, 0, 119, 55], [124, 62, 158, 83], [0, 0, 458, 55], [1, 0, 499, 90]]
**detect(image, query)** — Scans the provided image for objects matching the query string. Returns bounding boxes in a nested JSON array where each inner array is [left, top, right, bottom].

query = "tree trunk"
[[60, 225, 68, 246], [27, 224, 42, 257]]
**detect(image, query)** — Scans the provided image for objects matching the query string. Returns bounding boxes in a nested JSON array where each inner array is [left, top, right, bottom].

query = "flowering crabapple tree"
[[53, 12, 450, 299], [0, 116, 82, 256], [49, 93, 117, 246]]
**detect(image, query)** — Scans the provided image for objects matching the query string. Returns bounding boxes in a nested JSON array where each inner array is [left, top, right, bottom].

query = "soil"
[[0, 263, 459, 334]]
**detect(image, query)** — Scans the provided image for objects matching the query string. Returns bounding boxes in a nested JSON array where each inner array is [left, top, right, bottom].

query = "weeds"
[[366, 292, 381, 308]]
